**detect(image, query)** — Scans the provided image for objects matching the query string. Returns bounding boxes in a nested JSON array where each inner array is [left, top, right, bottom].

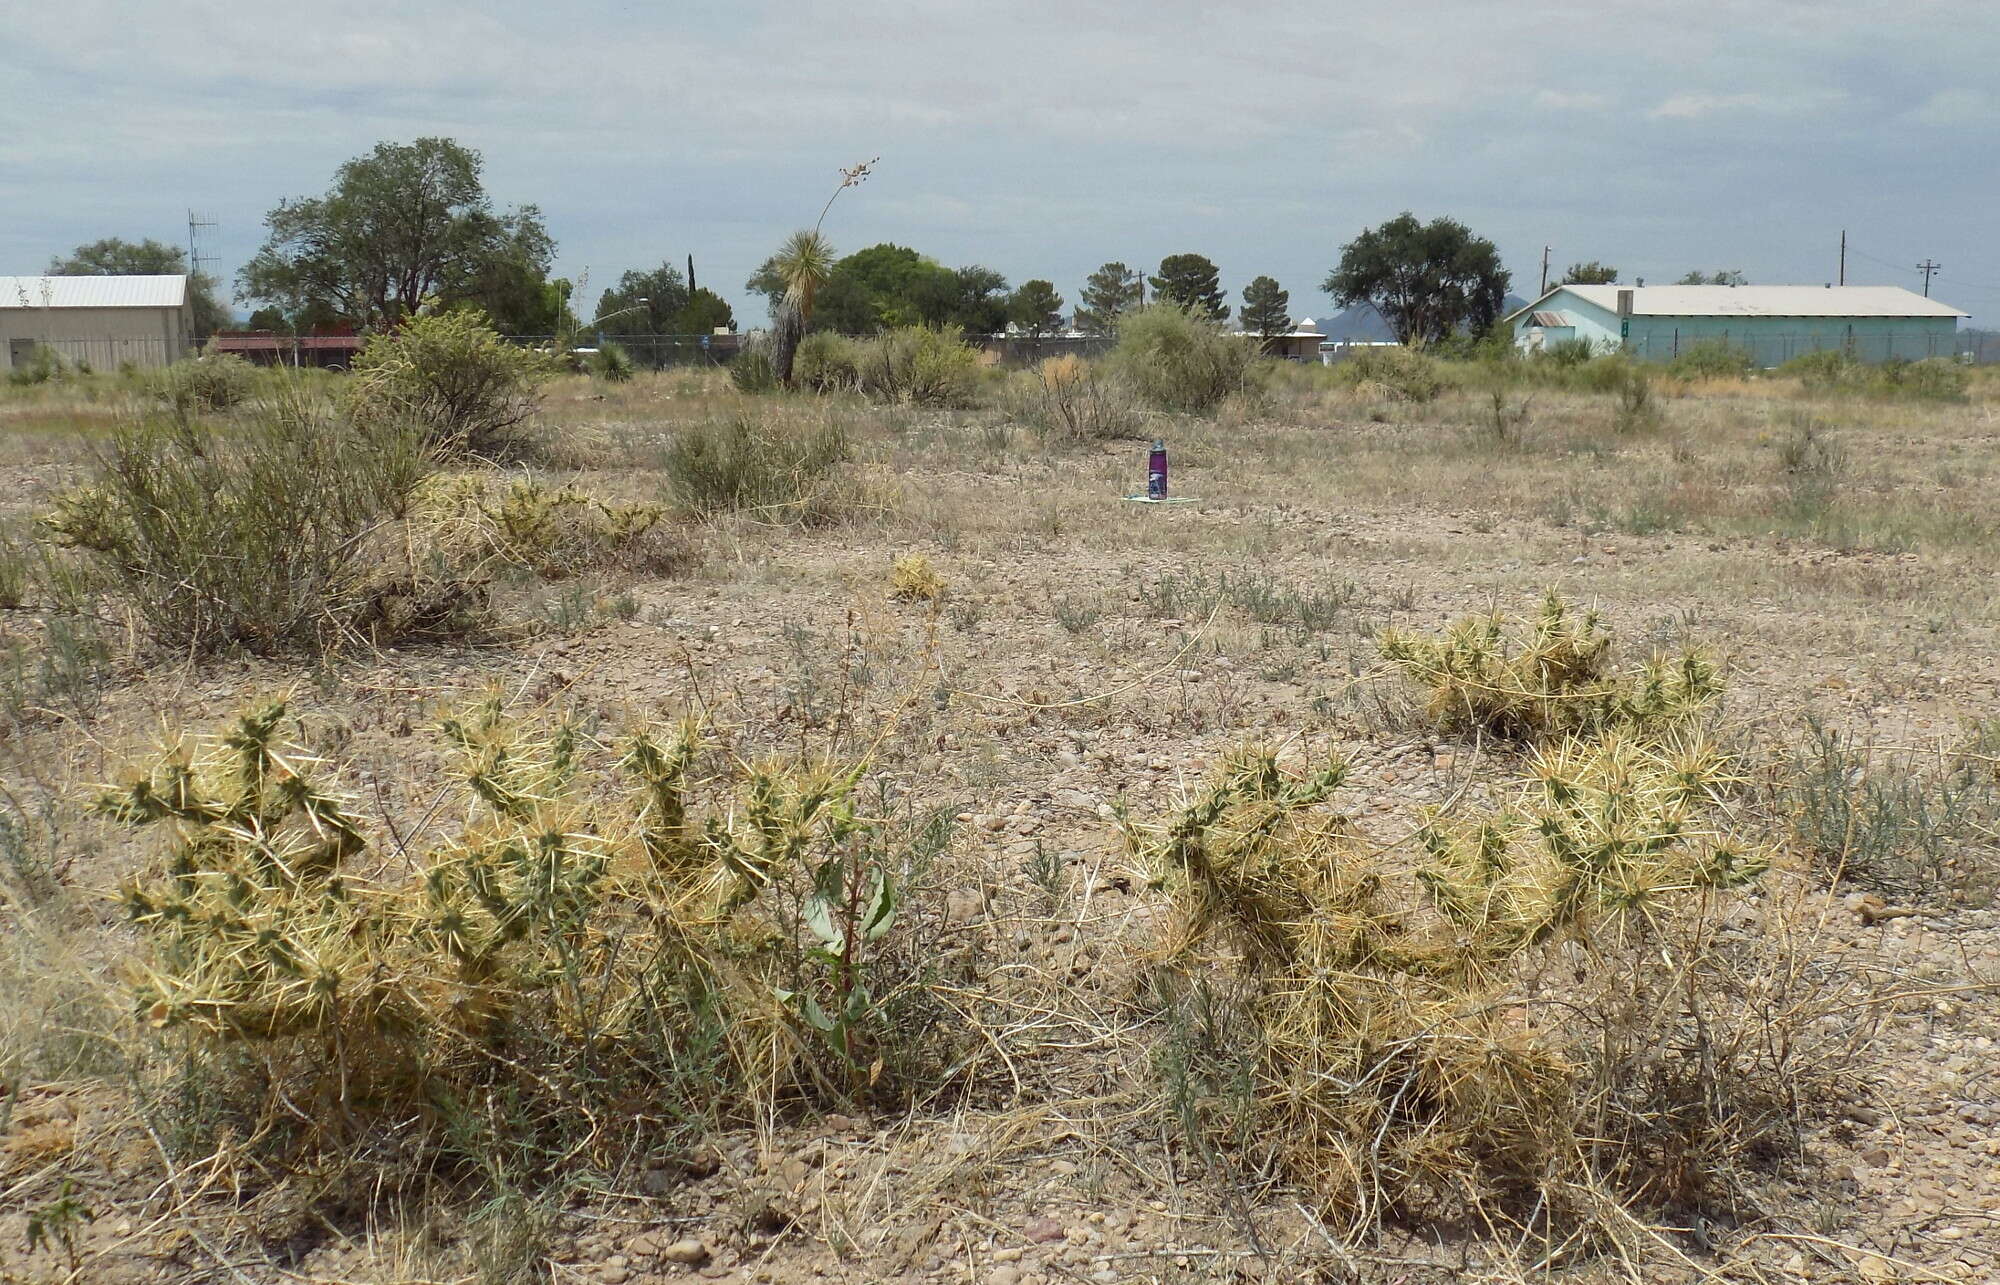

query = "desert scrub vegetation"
[[349, 308, 555, 459], [853, 325, 982, 407], [661, 411, 852, 523], [41, 393, 435, 654], [105, 696, 966, 1183], [585, 340, 635, 383], [1111, 304, 1255, 414], [1666, 339, 1754, 380], [1378, 592, 1719, 741], [148, 352, 257, 414], [1781, 350, 1970, 402], [412, 474, 693, 579], [1329, 343, 1446, 403], [792, 330, 861, 393], [1015, 353, 1143, 441], [1129, 718, 1846, 1242]]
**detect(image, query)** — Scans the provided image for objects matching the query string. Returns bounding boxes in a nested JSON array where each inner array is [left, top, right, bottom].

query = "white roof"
[[0, 275, 190, 309], [1511, 284, 1965, 322]]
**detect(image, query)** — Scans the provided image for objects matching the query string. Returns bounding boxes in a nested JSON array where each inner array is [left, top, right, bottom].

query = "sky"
[[6, 0, 2000, 326]]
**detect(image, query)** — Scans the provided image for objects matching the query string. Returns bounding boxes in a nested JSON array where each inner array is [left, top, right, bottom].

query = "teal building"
[[1504, 284, 1965, 366]]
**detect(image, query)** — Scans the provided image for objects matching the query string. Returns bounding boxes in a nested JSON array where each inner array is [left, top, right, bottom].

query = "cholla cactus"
[[1378, 591, 1718, 741], [1127, 723, 1771, 1226]]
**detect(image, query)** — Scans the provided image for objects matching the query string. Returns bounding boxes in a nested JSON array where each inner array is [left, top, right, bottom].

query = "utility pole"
[[1917, 259, 1941, 297], [1838, 230, 1846, 287], [1540, 245, 1551, 295]]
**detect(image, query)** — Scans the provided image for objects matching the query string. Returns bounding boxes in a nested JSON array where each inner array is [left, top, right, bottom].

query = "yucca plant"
[[1378, 591, 1718, 742], [769, 157, 876, 387]]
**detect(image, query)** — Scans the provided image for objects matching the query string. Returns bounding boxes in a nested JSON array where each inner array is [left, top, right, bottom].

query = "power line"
[[1917, 259, 1941, 297]]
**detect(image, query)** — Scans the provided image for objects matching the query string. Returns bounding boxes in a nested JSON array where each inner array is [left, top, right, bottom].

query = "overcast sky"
[[6, 0, 1998, 325]]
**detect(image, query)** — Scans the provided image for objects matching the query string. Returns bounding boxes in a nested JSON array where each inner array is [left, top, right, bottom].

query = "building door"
[[7, 339, 38, 370]]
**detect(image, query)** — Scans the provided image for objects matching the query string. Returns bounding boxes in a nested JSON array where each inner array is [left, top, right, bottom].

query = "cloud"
[[1647, 89, 1846, 121], [1905, 88, 1991, 126], [1532, 89, 1611, 112]]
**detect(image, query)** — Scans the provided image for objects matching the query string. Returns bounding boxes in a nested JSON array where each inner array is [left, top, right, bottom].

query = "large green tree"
[[595, 264, 692, 335], [1007, 280, 1065, 336], [239, 137, 554, 331], [746, 246, 1006, 335], [676, 288, 735, 334], [1149, 253, 1229, 322], [1323, 212, 1511, 347], [48, 237, 229, 336], [1561, 261, 1619, 285], [1077, 261, 1142, 334], [1239, 275, 1292, 338]]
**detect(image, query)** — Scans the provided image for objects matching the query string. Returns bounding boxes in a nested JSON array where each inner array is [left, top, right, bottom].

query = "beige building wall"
[[0, 303, 192, 371]]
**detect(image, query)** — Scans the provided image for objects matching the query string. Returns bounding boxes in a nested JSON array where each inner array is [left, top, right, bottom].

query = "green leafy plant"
[[854, 325, 981, 408], [587, 341, 635, 383], [1332, 344, 1445, 402], [1111, 305, 1255, 414], [349, 308, 555, 458], [728, 336, 779, 394], [1667, 339, 1753, 380], [24, 1177, 95, 1278], [149, 353, 256, 414], [794, 331, 861, 393]]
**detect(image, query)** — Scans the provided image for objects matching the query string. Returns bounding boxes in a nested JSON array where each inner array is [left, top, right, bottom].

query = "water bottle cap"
[[1151, 438, 1165, 450]]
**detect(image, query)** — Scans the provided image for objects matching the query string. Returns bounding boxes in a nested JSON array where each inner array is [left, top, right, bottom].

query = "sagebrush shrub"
[[349, 309, 554, 458], [1333, 344, 1444, 403], [855, 326, 981, 407], [728, 336, 779, 394], [1111, 305, 1254, 414], [1667, 339, 1753, 380], [660, 412, 850, 523], [42, 395, 433, 654], [794, 331, 861, 393], [150, 353, 255, 413]]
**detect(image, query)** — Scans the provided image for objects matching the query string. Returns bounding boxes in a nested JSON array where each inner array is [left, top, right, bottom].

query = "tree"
[[769, 229, 838, 385], [1077, 262, 1143, 334], [676, 288, 735, 334], [239, 137, 554, 331], [48, 237, 229, 336], [1562, 261, 1619, 285], [1239, 275, 1292, 338], [1677, 269, 1747, 286], [595, 263, 692, 335], [1149, 253, 1229, 323], [1007, 280, 1065, 336], [1322, 212, 1511, 348], [947, 266, 1009, 335]]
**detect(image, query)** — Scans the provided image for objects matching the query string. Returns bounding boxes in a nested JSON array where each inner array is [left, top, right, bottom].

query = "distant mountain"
[[1312, 295, 1530, 342]]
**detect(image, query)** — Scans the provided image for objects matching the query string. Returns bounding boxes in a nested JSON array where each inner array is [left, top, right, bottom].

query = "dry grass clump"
[[1129, 729, 1831, 1242], [104, 697, 964, 1186], [1019, 354, 1144, 441], [887, 552, 945, 602], [661, 411, 853, 524], [1378, 592, 1718, 741]]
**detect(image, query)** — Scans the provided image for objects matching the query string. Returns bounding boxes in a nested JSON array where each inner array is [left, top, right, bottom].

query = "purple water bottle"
[[1147, 440, 1167, 499]]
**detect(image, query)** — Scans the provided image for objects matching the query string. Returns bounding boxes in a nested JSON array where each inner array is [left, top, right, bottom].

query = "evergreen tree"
[[1149, 253, 1229, 323], [1239, 275, 1292, 338], [1007, 280, 1065, 336], [1077, 261, 1143, 334]]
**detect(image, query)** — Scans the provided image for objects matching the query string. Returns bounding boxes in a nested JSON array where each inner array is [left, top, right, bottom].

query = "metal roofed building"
[[1, 275, 194, 372], [1502, 284, 1967, 365]]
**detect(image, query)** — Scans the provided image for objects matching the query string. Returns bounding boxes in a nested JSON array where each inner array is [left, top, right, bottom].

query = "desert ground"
[[1, 357, 1997, 1285]]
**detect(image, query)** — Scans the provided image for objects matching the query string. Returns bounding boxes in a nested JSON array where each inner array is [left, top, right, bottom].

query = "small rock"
[[661, 1238, 711, 1266], [988, 1268, 1022, 1285], [946, 887, 984, 923], [1024, 1217, 1065, 1244]]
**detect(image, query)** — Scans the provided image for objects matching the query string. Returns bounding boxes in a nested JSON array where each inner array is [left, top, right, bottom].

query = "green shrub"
[[728, 336, 778, 394], [855, 326, 982, 407], [1887, 356, 1970, 402], [587, 341, 635, 383], [150, 353, 256, 413], [1780, 348, 1862, 392], [414, 474, 693, 579], [794, 331, 861, 394], [349, 309, 554, 458], [1611, 362, 1661, 432], [1667, 339, 1754, 379], [1332, 344, 1445, 403], [1110, 305, 1256, 414], [1539, 337, 1600, 368], [42, 396, 433, 654], [660, 413, 850, 523], [4, 345, 63, 387]]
